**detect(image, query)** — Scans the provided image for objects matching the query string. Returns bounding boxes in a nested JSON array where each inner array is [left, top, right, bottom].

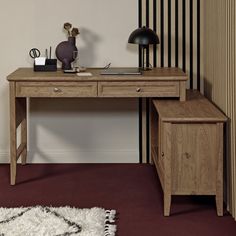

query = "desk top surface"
[[153, 90, 227, 122], [7, 67, 188, 82]]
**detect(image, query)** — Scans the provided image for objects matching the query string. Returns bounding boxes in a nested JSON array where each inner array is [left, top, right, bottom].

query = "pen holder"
[[34, 59, 57, 72]]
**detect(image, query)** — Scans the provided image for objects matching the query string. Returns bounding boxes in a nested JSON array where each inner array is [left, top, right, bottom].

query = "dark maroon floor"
[[0, 164, 236, 236]]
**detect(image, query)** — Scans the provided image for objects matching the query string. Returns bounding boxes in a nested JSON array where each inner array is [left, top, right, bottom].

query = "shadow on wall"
[[77, 28, 101, 67], [204, 79, 212, 100]]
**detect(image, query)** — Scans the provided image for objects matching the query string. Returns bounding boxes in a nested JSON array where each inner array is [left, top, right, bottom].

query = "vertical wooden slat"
[[182, 0, 186, 72], [185, 0, 190, 89], [160, 0, 164, 67], [193, 0, 198, 90], [175, 0, 179, 67], [139, 0, 143, 68], [153, 0, 157, 67], [168, 0, 172, 67], [146, 0, 150, 67], [171, 0, 176, 67], [178, 0, 183, 69], [203, 0, 236, 220], [164, 0, 169, 67], [189, 0, 193, 89], [197, 0, 201, 90]]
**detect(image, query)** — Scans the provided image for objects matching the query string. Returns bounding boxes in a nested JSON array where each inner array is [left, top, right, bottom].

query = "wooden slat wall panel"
[[141, 0, 201, 90], [138, 0, 203, 162], [139, 0, 201, 164], [138, 0, 236, 219], [203, 0, 236, 220]]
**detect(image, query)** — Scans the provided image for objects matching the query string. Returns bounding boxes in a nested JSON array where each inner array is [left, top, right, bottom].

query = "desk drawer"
[[98, 81, 179, 97], [16, 82, 97, 97]]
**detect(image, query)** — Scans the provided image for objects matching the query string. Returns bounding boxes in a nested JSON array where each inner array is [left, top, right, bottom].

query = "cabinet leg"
[[164, 194, 171, 216], [215, 123, 223, 216], [215, 194, 223, 216]]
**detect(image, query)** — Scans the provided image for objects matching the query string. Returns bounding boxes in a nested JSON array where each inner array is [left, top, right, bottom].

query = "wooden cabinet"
[[151, 90, 227, 216]]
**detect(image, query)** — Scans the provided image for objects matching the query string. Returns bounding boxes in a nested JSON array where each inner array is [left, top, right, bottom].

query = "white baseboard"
[[0, 151, 9, 163], [0, 149, 139, 163]]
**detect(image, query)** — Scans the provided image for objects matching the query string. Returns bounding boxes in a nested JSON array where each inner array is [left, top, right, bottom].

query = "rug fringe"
[[104, 210, 117, 236]]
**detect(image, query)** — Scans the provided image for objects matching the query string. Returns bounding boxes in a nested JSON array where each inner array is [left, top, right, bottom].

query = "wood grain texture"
[[7, 67, 188, 185], [98, 81, 180, 98], [203, 0, 236, 219], [171, 123, 218, 195], [7, 68, 188, 82], [16, 82, 98, 97], [9, 82, 17, 185], [163, 122, 172, 216], [216, 123, 224, 216], [151, 90, 226, 216], [153, 90, 227, 122]]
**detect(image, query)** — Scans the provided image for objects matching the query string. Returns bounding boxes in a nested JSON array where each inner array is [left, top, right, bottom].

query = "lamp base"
[[141, 66, 152, 71]]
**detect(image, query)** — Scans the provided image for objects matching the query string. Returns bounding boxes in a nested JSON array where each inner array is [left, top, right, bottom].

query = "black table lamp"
[[128, 26, 160, 70]]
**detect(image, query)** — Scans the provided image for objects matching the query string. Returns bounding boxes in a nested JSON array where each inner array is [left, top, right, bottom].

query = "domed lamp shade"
[[128, 26, 160, 70]]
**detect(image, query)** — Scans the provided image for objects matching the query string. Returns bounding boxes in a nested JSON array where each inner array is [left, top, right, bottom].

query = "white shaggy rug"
[[0, 206, 116, 236]]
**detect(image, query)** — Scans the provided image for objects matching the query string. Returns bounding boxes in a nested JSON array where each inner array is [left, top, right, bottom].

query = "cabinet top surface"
[[153, 90, 227, 122], [7, 67, 188, 82]]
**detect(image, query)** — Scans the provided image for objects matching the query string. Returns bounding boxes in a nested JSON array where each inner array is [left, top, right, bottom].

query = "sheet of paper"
[[77, 72, 92, 76]]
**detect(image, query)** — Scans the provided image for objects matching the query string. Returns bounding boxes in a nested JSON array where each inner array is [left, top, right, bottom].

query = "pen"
[[49, 46, 52, 59], [45, 49, 48, 59]]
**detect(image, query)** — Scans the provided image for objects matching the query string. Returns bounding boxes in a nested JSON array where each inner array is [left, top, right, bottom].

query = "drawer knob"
[[54, 87, 61, 93], [185, 152, 191, 159], [136, 88, 141, 92]]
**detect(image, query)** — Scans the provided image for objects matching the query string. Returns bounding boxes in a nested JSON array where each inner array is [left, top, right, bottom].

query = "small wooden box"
[[151, 90, 227, 216]]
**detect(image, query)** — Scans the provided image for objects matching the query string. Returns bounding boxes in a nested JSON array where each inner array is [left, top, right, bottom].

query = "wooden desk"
[[7, 67, 188, 185]]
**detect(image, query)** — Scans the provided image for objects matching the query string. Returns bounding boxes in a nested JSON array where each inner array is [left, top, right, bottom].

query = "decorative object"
[[29, 48, 57, 72], [56, 23, 80, 70], [128, 26, 160, 70], [0, 206, 116, 236]]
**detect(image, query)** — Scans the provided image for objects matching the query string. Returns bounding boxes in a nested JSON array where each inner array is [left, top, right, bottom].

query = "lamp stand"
[[141, 46, 151, 71]]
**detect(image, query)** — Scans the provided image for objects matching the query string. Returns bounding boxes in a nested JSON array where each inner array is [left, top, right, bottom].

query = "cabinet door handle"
[[54, 87, 62, 93], [161, 152, 164, 158], [136, 88, 141, 92]]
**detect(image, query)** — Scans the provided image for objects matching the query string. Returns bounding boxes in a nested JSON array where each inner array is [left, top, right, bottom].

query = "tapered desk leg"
[[10, 82, 17, 185], [9, 82, 27, 185]]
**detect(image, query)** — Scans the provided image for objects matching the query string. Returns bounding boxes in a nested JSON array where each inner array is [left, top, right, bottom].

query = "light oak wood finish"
[[7, 67, 187, 185], [7, 67, 188, 82], [16, 82, 97, 97], [203, 0, 236, 219], [9, 82, 17, 186], [98, 81, 179, 97], [151, 90, 227, 216]]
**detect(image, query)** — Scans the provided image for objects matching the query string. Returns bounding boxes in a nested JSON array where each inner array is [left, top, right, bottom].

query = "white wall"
[[0, 0, 139, 163]]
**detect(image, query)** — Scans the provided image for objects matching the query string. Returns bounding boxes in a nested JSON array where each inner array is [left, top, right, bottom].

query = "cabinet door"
[[171, 123, 218, 195]]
